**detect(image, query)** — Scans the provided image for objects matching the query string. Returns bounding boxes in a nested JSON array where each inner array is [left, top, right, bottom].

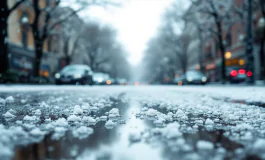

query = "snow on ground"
[[124, 86, 265, 159], [72, 126, 94, 139], [175, 86, 265, 103], [0, 87, 123, 159], [0, 85, 265, 159]]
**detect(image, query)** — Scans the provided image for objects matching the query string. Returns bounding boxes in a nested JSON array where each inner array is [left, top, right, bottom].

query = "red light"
[[238, 69, 246, 74], [247, 71, 252, 77], [165, 77, 170, 82], [230, 70, 237, 77]]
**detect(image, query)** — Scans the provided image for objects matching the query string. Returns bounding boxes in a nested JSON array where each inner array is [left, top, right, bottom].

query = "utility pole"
[[246, 0, 255, 84]]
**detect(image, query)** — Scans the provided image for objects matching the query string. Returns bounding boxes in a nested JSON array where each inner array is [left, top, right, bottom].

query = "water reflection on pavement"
[[78, 102, 162, 160], [12, 96, 243, 160], [13, 96, 162, 160], [0, 86, 264, 160]]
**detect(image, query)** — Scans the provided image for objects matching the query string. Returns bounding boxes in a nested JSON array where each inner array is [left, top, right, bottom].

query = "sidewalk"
[[208, 80, 265, 86]]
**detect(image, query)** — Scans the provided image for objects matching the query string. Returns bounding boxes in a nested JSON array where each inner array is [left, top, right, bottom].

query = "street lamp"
[[21, 16, 29, 24], [258, 17, 265, 28], [238, 34, 245, 43], [225, 51, 232, 59]]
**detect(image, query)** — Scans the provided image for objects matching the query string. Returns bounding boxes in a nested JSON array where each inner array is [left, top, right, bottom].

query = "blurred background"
[[0, 0, 264, 86]]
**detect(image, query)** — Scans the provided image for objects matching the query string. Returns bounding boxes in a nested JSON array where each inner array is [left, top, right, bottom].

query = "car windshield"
[[61, 66, 86, 73], [186, 71, 204, 77], [93, 73, 108, 78]]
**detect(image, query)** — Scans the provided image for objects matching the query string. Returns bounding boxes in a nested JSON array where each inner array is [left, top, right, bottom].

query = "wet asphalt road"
[[0, 85, 265, 160]]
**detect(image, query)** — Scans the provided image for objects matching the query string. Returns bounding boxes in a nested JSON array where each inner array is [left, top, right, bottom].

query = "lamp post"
[[258, 18, 265, 28], [20, 12, 29, 48], [246, 0, 254, 84], [258, 17, 265, 81]]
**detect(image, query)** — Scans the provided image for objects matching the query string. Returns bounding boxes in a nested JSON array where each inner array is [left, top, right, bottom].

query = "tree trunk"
[[33, 40, 44, 77], [216, 19, 226, 84], [88, 53, 96, 71], [260, 0, 265, 80], [0, 1, 9, 76], [198, 28, 204, 73], [65, 56, 71, 65], [260, 26, 265, 80]]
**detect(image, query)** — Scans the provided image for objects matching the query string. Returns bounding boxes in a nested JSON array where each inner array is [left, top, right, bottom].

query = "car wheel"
[[81, 77, 90, 85], [81, 80, 86, 85], [55, 81, 61, 85], [89, 81, 93, 86]]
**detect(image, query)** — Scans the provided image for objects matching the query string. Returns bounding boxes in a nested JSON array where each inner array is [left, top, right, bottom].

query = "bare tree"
[[142, 28, 178, 83], [30, 0, 120, 77], [176, 34, 193, 73], [80, 22, 117, 72], [183, 11, 205, 72], [0, 0, 26, 78], [30, 0, 85, 77], [59, 7, 85, 65], [191, 0, 234, 83], [104, 45, 131, 79]]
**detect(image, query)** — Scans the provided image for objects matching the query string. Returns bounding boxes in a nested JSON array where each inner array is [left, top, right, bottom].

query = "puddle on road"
[[12, 98, 163, 160], [1, 92, 257, 160]]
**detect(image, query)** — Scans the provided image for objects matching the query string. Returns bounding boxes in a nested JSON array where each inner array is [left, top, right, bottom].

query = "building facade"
[[185, 0, 265, 82], [8, 0, 62, 79]]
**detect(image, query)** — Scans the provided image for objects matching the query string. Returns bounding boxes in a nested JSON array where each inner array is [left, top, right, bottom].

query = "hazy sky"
[[78, 0, 173, 65]]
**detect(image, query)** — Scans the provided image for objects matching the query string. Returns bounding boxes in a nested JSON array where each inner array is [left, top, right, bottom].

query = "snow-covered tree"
[[142, 1, 195, 83], [79, 22, 130, 78], [190, 0, 234, 83], [30, 0, 121, 78], [58, 7, 85, 65], [80, 23, 115, 72], [104, 44, 131, 79], [30, 0, 86, 77], [142, 29, 178, 83]]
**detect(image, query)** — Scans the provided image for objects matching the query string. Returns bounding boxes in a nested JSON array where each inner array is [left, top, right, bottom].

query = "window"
[[46, 0, 50, 7]]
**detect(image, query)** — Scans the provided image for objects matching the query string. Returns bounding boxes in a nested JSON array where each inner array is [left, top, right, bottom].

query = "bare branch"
[[9, 0, 26, 13], [233, 5, 244, 20], [49, 7, 83, 33], [42, 7, 83, 41]]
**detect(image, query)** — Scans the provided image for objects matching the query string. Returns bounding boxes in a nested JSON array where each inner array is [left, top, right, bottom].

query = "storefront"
[[8, 43, 60, 81], [8, 44, 34, 77]]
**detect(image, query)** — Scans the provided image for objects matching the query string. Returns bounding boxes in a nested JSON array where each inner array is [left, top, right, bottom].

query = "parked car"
[[173, 75, 185, 85], [227, 67, 252, 83], [93, 72, 111, 85], [116, 78, 128, 85], [174, 71, 208, 85], [54, 64, 93, 85], [108, 77, 117, 85]]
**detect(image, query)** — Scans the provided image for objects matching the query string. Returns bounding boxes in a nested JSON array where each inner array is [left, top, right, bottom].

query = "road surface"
[[0, 85, 265, 160]]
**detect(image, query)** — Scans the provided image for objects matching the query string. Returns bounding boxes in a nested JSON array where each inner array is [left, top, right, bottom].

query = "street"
[[0, 85, 265, 160]]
